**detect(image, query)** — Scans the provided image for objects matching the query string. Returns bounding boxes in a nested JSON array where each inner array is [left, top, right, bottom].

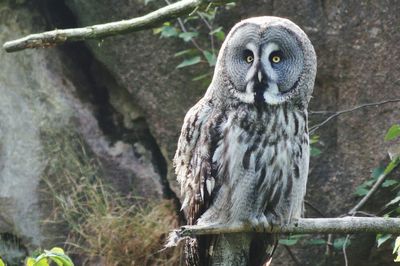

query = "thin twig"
[[348, 170, 393, 215], [349, 211, 376, 217], [196, 10, 215, 53], [325, 234, 333, 257], [284, 245, 302, 266], [342, 234, 351, 266], [3, 0, 228, 52], [304, 200, 326, 218], [309, 98, 400, 134]]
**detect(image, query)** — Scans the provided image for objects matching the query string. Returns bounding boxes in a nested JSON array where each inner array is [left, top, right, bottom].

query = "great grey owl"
[[173, 16, 316, 266]]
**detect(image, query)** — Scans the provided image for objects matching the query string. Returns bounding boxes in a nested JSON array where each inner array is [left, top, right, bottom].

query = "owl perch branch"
[[176, 217, 400, 237], [2, 0, 223, 53]]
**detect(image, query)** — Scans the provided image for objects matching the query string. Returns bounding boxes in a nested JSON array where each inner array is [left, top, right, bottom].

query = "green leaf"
[[197, 11, 215, 21], [26, 257, 36, 266], [47, 256, 73, 266], [384, 157, 400, 175], [386, 196, 400, 207], [385, 124, 400, 141], [152, 27, 162, 34], [209, 27, 223, 35], [394, 236, 400, 254], [174, 49, 197, 57], [160, 26, 179, 38], [0, 257, 5, 266], [308, 239, 326, 245], [310, 147, 322, 157], [215, 31, 225, 41], [310, 135, 320, 144], [279, 234, 306, 246], [364, 179, 376, 187], [49, 247, 65, 254], [382, 180, 398, 188], [279, 238, 298, 246], [192, 73, 211, 81], [395, 236, 400, 262], [51, 258, 64, 266], [355, 186, 369, 196], [144, 0, 156, 5], [377, 234, 392, 247], [34, 258, 49, 266], [224, 2, 236, 9], [210, 27, 226, 41], [203, 51, 217, 66], [30, 248, 74, 266], [372, 166, 385, 179], [333, 237, 350, 250], [176, 56, 201, 68], [178, 32, 199, 42]]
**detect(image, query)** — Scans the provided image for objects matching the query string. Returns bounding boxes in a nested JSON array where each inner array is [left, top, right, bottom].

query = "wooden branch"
[[177, 217, 400, 237], [3, 0, 214, 53]]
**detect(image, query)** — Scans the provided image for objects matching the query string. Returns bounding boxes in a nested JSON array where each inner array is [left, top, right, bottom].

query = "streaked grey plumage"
[[174, 16, 316, 265]]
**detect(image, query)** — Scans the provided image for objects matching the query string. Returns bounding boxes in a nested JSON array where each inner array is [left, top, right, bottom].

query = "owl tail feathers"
[[164, 229, 187, 248]]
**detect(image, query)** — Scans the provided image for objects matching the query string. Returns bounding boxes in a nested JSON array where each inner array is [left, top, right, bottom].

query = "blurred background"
[[0, 0, 399, 265]]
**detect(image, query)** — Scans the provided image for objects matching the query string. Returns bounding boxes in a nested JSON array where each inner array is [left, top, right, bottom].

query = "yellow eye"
[[272, 55, 281, 63], [246, 55, 254, 64]]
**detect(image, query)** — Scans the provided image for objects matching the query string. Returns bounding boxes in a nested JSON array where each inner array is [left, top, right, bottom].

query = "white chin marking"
[[264, 83, 285, 105], [234, 91, 254, 104]]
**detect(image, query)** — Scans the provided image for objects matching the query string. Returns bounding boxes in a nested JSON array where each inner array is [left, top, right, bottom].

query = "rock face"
[[0, 0, 399, 265], [0, 1, 167, 264]]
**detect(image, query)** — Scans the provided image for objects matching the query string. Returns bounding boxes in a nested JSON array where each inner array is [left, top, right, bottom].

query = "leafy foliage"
[[153, 1, 236, 81], [352, 124, 400, 262], [25, 247, 73, 266], [310, 135, 322, 157], [0, 248, 73, 266], [354, 167, 383, 196]]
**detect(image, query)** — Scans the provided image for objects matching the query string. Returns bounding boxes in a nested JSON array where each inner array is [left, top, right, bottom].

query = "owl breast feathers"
[[173, 16, 316, 266]]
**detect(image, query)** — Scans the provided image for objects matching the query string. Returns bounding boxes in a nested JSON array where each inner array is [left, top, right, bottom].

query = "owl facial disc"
[[214, 16, 316, 108]]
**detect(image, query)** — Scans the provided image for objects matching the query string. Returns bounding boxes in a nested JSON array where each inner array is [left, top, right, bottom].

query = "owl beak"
[[258, 70, 263, 83], [256, 63, 269, 85], [253, 65, 269, 103]]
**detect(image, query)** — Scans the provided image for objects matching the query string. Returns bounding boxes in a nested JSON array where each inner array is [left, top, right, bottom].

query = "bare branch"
[[3, 0, 221, 53], [177, 217, 400, 237], [309, 98, 400, 134], [348, 171, 390, 215]]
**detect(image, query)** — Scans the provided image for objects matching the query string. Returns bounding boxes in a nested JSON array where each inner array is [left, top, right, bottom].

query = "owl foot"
[[249, 214, 274, 233]]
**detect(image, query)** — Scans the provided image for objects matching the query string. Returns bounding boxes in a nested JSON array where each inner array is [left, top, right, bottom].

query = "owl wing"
[[174, 98, 219, 226]]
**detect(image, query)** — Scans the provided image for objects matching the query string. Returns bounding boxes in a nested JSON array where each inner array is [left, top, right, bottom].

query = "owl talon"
[[249, 215, 272, 232]]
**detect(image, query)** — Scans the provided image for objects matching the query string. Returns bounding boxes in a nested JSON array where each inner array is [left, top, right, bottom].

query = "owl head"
[[210, 16, 316, 108]]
